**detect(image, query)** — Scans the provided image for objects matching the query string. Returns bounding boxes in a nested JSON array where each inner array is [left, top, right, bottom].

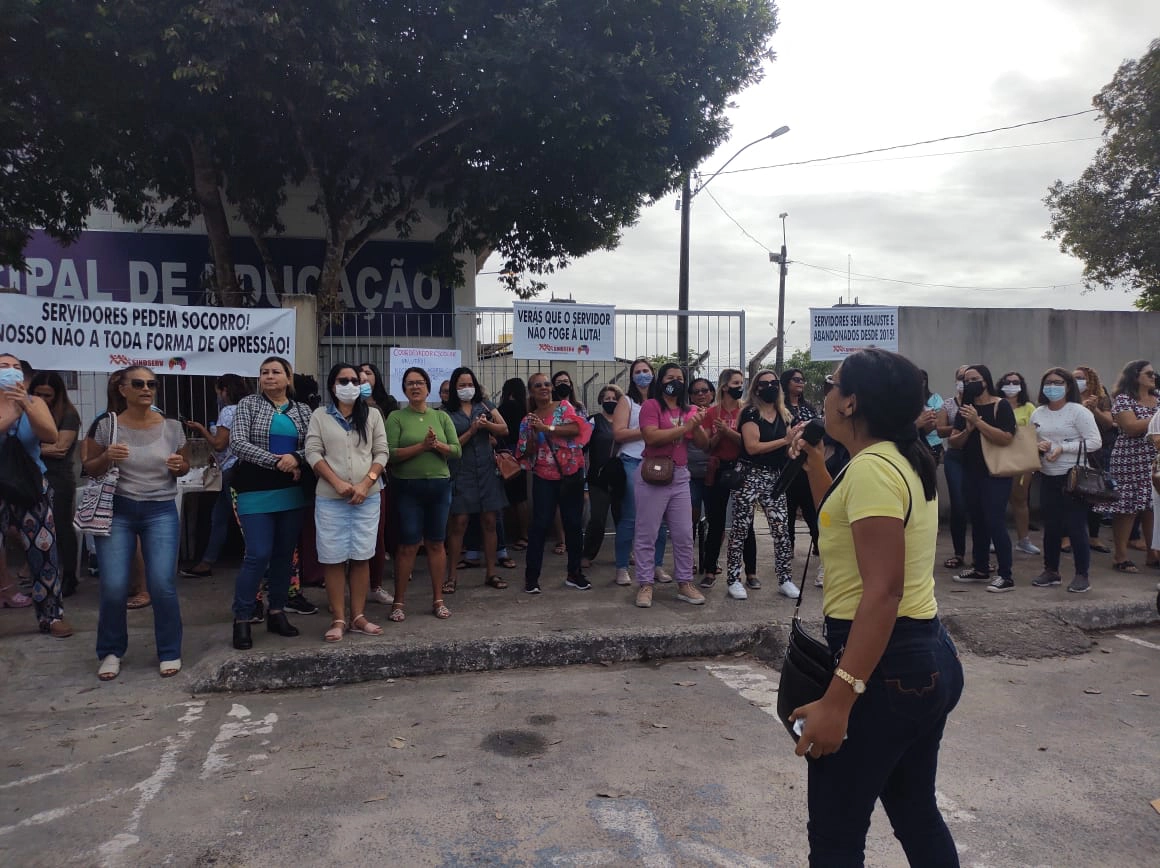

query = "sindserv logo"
[[108, 355, 165, 368]]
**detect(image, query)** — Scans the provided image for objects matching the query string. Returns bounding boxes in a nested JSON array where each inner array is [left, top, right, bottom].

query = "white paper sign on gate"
[[389, 347, 462, 402], [511, 302, 615, 361], [0, 293, 295, 375], [809, 307, 899, 361]]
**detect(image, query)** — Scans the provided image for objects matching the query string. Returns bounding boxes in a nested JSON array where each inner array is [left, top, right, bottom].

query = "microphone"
[[770, 417, 826, 502]]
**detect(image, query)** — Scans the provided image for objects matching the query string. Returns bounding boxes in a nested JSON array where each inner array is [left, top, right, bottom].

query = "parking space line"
[[1115, 633, 1160, 651]]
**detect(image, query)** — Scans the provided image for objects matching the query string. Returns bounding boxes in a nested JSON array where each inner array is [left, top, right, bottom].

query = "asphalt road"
[[3, 629, 1159, 868]]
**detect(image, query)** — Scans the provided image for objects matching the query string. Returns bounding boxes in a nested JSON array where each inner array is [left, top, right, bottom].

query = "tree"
[[1045, 39, 1160, 310], [2, 1, 779, 313], [775, 348, 834, 407]]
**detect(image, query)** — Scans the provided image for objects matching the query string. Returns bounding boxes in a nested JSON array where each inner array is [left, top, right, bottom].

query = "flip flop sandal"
[[442, 575, 458, 595], [98, 655, 121, 681], [324, 619, 347, 642], [485, 575, 509, 590], [1090, 543, 1111, 553], [456, 559, 480, 570], [510, 539, 529, 551], [1113, 560, 1139, 573], [432, 600, 451, 619], [943, 556, 964, 569], [553, 543, 566, 555], [496, 557, 517, 569], [126, 594, 151, 610]]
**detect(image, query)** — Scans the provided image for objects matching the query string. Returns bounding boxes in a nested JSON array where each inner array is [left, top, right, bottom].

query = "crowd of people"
[[2, 347, 1159, 685]]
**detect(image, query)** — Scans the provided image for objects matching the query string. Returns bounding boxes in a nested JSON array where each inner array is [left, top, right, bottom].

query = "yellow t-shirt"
[[818, 442, 938, 620], [1012, 402, 1034, 427]]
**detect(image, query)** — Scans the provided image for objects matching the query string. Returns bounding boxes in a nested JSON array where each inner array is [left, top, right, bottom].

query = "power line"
[[719, 109, 1099, 176], [780, 136, 1101, 168], [700, 188, 773, 255]]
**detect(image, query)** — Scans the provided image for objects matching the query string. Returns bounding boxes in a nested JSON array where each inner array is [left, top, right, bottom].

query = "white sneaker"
[[1016, 537, 1041, 555], [653, 566, 673, 583], [814, 564, 825, 587], [778, 580, 801, 599], [615, 568, 632, 586], [726, 580, 748, 600], [367, 587, 394, 605]]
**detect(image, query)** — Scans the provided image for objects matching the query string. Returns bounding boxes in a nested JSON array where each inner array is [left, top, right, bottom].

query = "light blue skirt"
[[315, 494, 380, 564]]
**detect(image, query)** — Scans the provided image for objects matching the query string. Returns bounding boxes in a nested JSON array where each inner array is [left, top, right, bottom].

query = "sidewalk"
[[1, 528, 1156, 710]]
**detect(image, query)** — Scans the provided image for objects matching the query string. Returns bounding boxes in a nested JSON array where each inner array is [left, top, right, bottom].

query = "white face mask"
[[1001, 384, 1021, 397], [334, 383, 361, 403], [1075, 378, 1087, 393], [457, 387, 475, 402]]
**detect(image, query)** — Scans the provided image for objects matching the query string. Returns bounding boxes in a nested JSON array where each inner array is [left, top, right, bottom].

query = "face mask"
[[955, 381, 964, 395], [457, 387, 475, 402], [601, 400, 618, 416], [359, 382, 373, 399], [1001, 384, 1021, 397], [632, 372, 653, 389], [726, 386, 744, 400], [552, 383, 572, 401], [1075, 378, 1087, 393], [0, 369, 22, 389], [1043, 384, 1067, 402], [962, 381, 985, 402], [334, 383, 361, 403], [756, 383, 779, 402], [662, 380, 685, 399]]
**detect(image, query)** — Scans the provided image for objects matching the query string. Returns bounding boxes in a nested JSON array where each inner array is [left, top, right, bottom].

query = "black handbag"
[[1065, 440, 1117, 504], [717, 460, 745, 491], [0, 427, 44, 509], [589, 454, 626, 498], [776, 456, 913, 740]]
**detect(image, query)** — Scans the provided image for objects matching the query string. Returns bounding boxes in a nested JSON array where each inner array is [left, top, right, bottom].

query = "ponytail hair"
[[835, 349, 938, 501]]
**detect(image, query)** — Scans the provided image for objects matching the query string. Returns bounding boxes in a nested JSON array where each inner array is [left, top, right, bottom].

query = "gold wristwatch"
[[367, 470, 379, 482], [834, 667, 866, 695]]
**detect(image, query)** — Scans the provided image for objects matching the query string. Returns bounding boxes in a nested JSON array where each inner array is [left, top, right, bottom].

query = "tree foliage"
[[1045, 39, 1160, 310], [2, 0, 778, 309]]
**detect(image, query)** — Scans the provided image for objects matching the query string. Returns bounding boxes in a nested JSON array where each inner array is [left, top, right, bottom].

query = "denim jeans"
[[233, 507, 306, 620], [96, 496, 182, 662], [614, 456, 666, 570], [963, 468, 1013, 578], [201, 466, 236, 565], [525, 474, 584, 584], [1040, 474, 1091, 575], [943, 450, 968, 558], [807, 617, 965, 867]]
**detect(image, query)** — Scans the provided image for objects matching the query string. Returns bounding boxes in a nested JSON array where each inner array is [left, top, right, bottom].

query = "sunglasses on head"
[[336, 377, 360, 386], [129, 379, 158, 390]]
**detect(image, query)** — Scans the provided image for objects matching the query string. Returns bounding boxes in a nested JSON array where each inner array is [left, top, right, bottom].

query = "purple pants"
[[632, 464, 694, 585]]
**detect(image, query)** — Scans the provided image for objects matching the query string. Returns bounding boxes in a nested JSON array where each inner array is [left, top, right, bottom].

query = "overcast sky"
[[476, 0, 1160, 357]]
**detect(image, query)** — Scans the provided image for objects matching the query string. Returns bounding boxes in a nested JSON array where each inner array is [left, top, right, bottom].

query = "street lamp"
[[772, 211, 788, 370], [677, 125, 790, 364]]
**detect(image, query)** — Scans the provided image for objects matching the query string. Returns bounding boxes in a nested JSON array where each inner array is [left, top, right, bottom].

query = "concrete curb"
[[189, 622, 787, 694]]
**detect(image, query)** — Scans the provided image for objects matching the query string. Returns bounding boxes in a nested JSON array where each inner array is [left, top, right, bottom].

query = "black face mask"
[[962, 381, 986, 403], [726, 386, 744, 400], [601, 400, 618, 415], [662, 380, 686, 399], [552, 383, 572, 401], [756, 383, 779, 402]]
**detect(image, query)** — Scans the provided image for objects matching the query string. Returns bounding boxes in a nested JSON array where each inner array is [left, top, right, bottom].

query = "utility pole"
[[677, 172, 692, 365], [772, 212, 789, 371]]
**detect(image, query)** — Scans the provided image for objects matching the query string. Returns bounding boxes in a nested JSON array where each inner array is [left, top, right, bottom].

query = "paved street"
[[3, 627, 1158, 867]]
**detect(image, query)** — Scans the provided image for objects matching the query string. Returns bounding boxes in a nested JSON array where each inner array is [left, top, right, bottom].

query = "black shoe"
[[565, 574, 591, 590], [266, 610, 300, 637], [284, 591, 318, 615], [233, 621, 253, 650], [61, 574, 78, 598], [523, 582, 542, 595]]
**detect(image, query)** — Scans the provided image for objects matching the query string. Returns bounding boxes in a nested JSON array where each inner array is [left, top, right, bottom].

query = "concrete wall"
[[899, 307, 1160, 398]]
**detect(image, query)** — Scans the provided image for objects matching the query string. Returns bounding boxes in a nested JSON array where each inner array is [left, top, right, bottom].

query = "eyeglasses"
[[403, 380, 427, 388], [1143, 371, 1157, 379], [336, 377, 360, 386], [690, 388, 711, 395], [129, 379, 158, 390], [790, 377, 805, 383], [531, 381, 552, 389], [1043, 380, 1066, 386], [1002, 381, 1021, 387]]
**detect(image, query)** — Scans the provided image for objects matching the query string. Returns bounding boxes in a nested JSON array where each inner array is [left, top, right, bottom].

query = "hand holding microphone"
[[773, 418, 827, 501]]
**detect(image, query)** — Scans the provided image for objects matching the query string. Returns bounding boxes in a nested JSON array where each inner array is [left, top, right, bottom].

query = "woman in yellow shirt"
[[788, 348, 964, 867], [999, 371, 1040, 556]]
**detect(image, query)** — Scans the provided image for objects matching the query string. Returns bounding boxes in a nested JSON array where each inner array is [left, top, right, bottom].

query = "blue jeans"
[[963, 469, 1013, 578], [201, 466, 235, 564], [1041, 474, 1091, 575], [96, 497, 182, 662], [233, 507, 306, 620], [943, 450, 968, 558], [393, 477, 452, 545], [614, 456, 667, 569], [526, 474, 584, 584], [807, 617, 965, 867]]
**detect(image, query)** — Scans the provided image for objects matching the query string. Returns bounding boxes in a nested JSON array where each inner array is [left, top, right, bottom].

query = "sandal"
[[1090, 542, 1111, 553], [350, 614, 383, 636], [126, 593, 151, 610], [98, 655, 121, 681], [432, 599, 451, 619], [1113, 560, 1139, 573], [159, 659, 181, 678], [943, 556, 964, 569], [510, 539, 528, 551], [388, 603, 406, 623], [553, 542, 566, 555], [442, 574, 458, 595], [456, 559, 480, 570], [324, 619, 347, 642], [496, 557, 517, 569], [485, 575, 509, 590]]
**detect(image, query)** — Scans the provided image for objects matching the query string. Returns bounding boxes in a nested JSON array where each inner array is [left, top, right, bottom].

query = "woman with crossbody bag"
[[631, 363, 708, 609]]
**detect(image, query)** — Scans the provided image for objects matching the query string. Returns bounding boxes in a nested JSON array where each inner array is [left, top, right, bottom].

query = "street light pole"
[[676, 125, 789, 366], [773, 212, 788, 371]]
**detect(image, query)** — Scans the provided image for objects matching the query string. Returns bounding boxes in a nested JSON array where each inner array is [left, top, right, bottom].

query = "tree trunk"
[[189, 134, 243, 307]]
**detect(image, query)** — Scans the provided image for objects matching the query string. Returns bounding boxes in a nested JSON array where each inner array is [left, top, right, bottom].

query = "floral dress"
[[1098, 392, 1159, 514]]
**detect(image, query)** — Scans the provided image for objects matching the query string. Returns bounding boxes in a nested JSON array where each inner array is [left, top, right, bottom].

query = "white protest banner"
[[0, 293, 295, 376], [511, 301, 615, 361], [809, 307, 899, 361], [389, 347, 462, 401]]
